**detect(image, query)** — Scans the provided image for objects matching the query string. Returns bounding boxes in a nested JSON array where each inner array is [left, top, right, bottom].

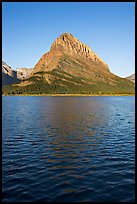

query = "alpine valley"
[[2, 33, 135, 95]]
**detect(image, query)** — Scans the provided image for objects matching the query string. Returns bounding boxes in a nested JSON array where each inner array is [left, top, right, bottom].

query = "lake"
[[2, 96, 135, 202]]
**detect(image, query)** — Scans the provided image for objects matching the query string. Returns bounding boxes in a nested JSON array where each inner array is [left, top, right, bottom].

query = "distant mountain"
[[126, 74, 135, 84], [2, 33, 135, 95], [2, 61, 32, 86], [16, 68, 33, 80], [2, 61, 20, 86]]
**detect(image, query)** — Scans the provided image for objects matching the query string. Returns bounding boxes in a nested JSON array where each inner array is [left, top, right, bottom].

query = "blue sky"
[[2, 2, 135, 77]]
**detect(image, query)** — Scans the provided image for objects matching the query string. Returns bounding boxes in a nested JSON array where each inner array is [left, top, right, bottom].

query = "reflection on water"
[[36, 97, 109, 168], [2, 96, 135, 202]]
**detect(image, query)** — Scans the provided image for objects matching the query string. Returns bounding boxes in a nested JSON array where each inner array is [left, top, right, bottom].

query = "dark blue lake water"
[[2, 96, 135, 202]]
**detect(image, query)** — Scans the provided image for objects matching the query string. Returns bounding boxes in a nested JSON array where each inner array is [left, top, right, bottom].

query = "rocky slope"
[[2, 61, 32, 86], [2, 61, 20, 86], [16, 68, 33, 80], [126, 74, 135, 83], [3, 33, 135, 94]]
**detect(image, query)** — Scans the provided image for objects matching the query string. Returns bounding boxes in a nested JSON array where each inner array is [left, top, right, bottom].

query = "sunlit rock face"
[[31, 32, 110, 78], [50, 33, 109, 68]]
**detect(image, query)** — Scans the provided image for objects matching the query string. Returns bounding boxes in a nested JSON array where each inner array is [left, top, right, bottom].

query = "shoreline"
[[2, 93, 135, 96]]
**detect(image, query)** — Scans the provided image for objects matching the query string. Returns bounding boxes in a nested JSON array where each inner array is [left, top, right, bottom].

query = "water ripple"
[[2, 96, 135, 202]]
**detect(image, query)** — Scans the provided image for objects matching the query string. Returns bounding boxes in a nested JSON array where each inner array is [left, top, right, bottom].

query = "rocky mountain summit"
[[31, 33, 109, 76], [51, 33, 109, 68], [3, 33, 135, 95], [126, 74, 135, 83]]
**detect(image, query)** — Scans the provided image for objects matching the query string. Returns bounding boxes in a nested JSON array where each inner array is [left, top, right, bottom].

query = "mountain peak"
[[50, 32, 78, 51], [50, 33, 109, 69], [60, 32, 74, 37], [56, 32, 76, 40]]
